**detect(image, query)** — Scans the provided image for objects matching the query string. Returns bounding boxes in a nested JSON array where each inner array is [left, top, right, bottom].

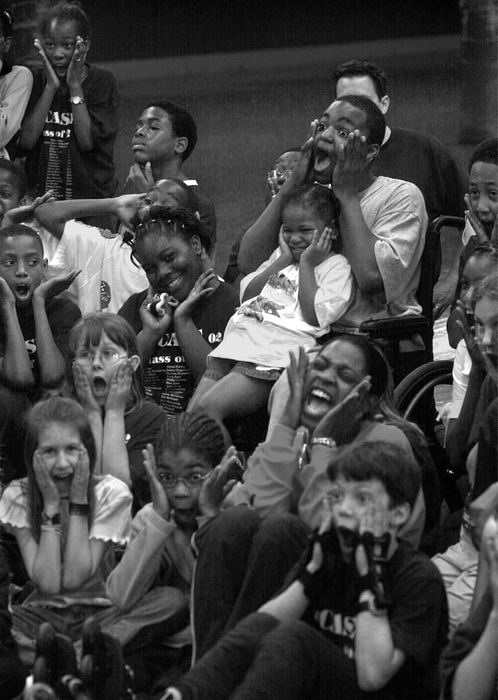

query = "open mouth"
[[92, 376, 108, 397], [15, 283, 31, 301], [304, 386, 334, 419]]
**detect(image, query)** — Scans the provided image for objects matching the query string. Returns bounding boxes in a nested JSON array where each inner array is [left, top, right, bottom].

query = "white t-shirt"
[[339, 175, 427, 326], [50, 220, 148, 315], [209, 251, 352, 368]]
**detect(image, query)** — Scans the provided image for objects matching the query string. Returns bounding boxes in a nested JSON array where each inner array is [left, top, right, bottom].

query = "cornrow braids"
[[155, 412, 227, 469]]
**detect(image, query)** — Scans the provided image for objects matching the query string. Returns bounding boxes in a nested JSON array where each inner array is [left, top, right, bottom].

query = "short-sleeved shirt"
[[50, 220, 148, 315], [209, 250, 352, 368], [0, 296, 81, 387], [338, 175, 427, 327], [119, 282, 238, 415], [23, 64, 118, 200], [0, 474, 132, 607], [306, 541, 448, 700]]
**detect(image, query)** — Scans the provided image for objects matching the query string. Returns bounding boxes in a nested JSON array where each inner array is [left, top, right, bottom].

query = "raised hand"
[[34, 269, 81, 301], [143, 443, 170, 520], [1, 190, 56, 227], [175, 268, 217, 320], [355, 503, 390, 577], [72, 361, 101, 414], [33, 450, 60, 511], [33, 38, 59, 90], [139, 291, 173, 336], [277, 347, 309, 430], [66, 36, 89, 89], [113, 194, 142, 227], [198, 445, 239, 518], [124, 163, 154, 194], [332, 130, 370, 201], [105, 360, 133, 413], [0, 276, 16, 307], [313, 375, 372, 445], [464, 193, 498, 248], [280, 119, 320, 191], [278, 226, 294, 266], [69, 448, 90, 504], [300, 227, 335, 267]]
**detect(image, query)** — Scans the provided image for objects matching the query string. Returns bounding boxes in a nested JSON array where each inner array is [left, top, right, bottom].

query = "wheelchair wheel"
[[394, 360, 463, 513], [394, 360, 453, 420]]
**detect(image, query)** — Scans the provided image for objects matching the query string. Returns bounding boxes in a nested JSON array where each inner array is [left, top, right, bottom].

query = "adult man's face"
[[312, 100, 370, 184], [132, 107, 180, 165], [336, 75, 390, 115]]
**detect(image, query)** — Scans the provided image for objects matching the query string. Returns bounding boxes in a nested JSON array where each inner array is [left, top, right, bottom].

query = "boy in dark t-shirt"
[[162, 441, 448, 700], [119, 206, 237, 416], [0, 224, 80, 479]]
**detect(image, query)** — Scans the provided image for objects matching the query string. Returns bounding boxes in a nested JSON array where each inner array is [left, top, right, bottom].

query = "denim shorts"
[[205, 356, 281, 382]]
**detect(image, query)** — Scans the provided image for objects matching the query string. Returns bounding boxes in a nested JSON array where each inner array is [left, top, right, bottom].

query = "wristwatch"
[[41, 512, 61, 526], [69, 95, 85, 105]]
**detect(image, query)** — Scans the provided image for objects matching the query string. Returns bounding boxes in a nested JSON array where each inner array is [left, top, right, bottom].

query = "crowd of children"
[[0, 2, 496, 698]]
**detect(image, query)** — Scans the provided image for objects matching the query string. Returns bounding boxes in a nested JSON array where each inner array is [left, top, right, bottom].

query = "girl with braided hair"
[[105, 411, 239, 689]]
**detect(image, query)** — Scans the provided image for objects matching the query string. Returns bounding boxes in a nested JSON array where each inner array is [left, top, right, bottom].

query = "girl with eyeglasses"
[[67, 313, 166, 510], [0, 8, 33, 159], [105, 411, 239, 690]]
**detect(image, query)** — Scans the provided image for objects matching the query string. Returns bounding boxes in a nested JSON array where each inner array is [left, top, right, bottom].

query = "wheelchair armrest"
[[359, 314, 430, 339]]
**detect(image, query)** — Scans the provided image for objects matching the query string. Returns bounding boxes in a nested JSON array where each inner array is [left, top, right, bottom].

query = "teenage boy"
[[238, 95, 427, 329], [123, 100, 217, 251], [162, 441, 448, 700], [448, 137, 498, 346], [119, 206, 238, 416], [331, 59, 466, 221]]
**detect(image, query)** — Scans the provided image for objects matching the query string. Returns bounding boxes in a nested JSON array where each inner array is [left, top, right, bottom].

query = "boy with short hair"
[[448, 137, 498, 347], [0, 224, 80, 480], [162, 441, 448, 700]]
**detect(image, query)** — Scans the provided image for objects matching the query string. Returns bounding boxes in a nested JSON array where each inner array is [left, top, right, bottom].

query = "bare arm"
[[241, 237, 293, 302], [66, 37, 93, 152], [101, 361, 135, 486], [36, 194, 141, 240], [0, 281, 34, 390], [174, 269, 218, 382], [0, 66, 33, 149], [333, 133, 382, 294], [19, 40, 59, 151], [32, 271, 80, 388], [63, 450, 104, 590]]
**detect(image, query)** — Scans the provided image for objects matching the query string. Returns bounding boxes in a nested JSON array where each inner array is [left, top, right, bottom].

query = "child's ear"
[[366, 143, 380, 163], [190, 234, 203, 255], [389, 502, 411, 529], [128, 354, 141, 371], [175, 137, 188, 157]]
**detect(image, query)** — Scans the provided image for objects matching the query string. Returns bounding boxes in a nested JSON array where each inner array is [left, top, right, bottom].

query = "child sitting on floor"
[[106, 411, 238, 690], [163, 441, 448, 700], [0, 396, 131, 666], [191, 183, 352, 425]]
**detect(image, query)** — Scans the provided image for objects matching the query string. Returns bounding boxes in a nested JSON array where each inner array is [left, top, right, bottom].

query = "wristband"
[[69, 95, 85, 105], [310, 437, 337, 449], [298, 568, 322, 600], [41, 524, 61, 535], [41, 512, 61, 526], [358, 593, 388, 616], [69, 502, 89, 516]]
